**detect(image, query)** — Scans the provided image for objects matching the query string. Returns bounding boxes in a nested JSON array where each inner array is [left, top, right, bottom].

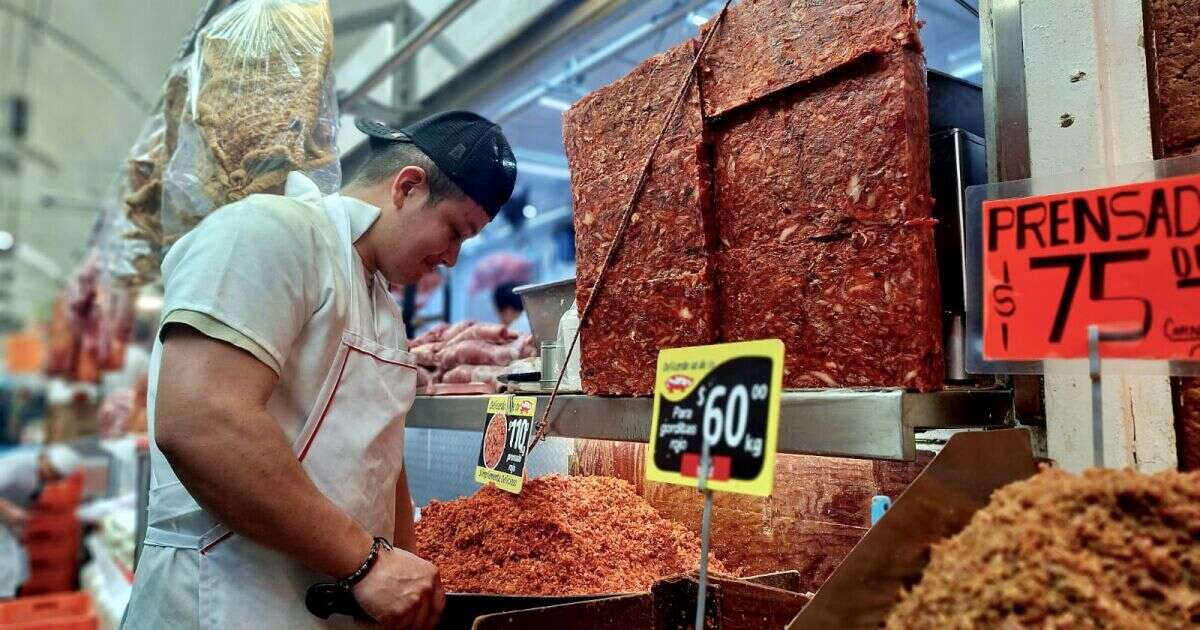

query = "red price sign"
[[982, 173, 1200, 361]]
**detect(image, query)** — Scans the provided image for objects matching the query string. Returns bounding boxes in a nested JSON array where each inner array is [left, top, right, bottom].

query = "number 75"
[[1029, 249, 1152, 343]]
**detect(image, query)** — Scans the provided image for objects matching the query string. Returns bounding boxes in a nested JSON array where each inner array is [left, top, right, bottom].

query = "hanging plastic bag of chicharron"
[[163, 0, 338, 236]]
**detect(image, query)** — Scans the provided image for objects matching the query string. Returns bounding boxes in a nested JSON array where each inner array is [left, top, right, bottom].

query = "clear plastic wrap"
[[163, 0, 339, 236], [122, 58, 191, 252]]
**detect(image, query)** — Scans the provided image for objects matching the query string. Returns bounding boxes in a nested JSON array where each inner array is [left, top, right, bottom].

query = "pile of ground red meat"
[[415, 475, 728, 595], [887, 467, 1200, 628]]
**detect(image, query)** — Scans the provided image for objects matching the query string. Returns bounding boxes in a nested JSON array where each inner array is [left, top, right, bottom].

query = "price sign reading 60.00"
[[983, 173, 1200, 361], [645, 340, 784, 496]]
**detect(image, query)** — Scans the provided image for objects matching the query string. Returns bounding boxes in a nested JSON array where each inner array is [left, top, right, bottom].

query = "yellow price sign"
[[474, 396, 537, 494], [645, 340, 784, 496]]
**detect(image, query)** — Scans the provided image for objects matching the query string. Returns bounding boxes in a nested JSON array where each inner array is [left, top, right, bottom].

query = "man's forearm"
[[159, 406, 372, 578], [394, 466, 417, 552]]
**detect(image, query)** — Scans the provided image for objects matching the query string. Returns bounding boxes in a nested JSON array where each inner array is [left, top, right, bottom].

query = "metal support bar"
[[1088, 324, 1104, 467], [491, 0, 714, 123], [407, 387, 1013, 461], [339, 0, 478, 109], [980, 0, 1030, 182], [336, 2, 468, 67]]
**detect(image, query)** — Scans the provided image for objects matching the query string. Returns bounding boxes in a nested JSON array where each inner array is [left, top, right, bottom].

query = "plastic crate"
[[33, 473, 83, 514], [22, 515, 80, 546], [25, 541, 79, 574], [0, 592, 95, 629], [18, 569, 76, 597]]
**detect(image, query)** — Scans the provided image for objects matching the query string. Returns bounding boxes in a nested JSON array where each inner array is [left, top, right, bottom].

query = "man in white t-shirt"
[[125, 112, 517, 629]]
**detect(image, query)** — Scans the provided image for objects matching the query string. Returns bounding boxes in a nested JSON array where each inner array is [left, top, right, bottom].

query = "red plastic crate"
[[22, 515, 80, 546], [0, 592, 96, 630], [33, 474, 83, 514], [18, 569, 76, 597], [25, 543, 79, 575]]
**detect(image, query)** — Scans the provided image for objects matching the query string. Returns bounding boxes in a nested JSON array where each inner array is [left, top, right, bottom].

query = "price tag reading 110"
[[982, 172, 1200, 361], [646, 340, 784, 497]]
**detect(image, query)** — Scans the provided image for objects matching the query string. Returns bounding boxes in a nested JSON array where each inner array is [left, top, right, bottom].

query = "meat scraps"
[[886, 467, 1200, 628], [415, 475, 729, 595]]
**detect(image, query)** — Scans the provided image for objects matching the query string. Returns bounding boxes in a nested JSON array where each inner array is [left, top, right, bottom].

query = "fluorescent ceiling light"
[[537, 95, 572, 112]]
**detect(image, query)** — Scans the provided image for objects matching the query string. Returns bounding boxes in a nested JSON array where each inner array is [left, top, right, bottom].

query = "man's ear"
[[390, 166, 427, 208]]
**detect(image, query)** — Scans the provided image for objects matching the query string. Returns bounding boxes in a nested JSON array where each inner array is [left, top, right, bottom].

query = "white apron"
[[138, 194, 416, 628]]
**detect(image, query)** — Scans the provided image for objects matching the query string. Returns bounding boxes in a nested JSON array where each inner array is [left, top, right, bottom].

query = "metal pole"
[[339, 0, 478, 109], [1087, 324, 1103, 467], [694, 433, 713, 628], [492, 0, 715, 123]]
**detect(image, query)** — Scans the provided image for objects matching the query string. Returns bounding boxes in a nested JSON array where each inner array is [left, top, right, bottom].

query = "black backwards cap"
[[355, 111, 517, 218]]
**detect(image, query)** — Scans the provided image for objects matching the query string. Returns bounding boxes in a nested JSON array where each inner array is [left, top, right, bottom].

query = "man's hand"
[[353, 548, 444, 630]]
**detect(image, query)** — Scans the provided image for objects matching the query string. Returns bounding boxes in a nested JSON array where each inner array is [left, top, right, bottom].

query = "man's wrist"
[[340, 537, 392, 588], [333, 528, 377, 579]]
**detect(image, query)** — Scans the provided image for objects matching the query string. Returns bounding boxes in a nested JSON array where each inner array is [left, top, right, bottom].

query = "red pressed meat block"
[[578, 272, 718, 396], [572, 143, 714, 288], [563, 40, 704, 190], [719, 227, 943, 391], [699, 0, 920, 118], [710, 48, 932, 250]]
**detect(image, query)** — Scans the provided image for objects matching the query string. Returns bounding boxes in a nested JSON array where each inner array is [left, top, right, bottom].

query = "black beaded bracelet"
[[338, 537, 392, 589]]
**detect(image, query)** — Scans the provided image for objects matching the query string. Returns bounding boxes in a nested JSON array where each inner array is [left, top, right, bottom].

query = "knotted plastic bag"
[[164, 0, 338, 237]]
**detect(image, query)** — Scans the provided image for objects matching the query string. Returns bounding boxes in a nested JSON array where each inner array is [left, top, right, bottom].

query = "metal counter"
[[407, 386, 1014, 461]]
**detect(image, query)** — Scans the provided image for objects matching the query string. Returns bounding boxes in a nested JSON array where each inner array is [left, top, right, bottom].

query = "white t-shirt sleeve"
[[160, 199, 326, 374]]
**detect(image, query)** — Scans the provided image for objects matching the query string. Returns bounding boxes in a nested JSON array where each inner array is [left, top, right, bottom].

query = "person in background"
[[0, 445, 81, 597], [492, 282, 529, 333]]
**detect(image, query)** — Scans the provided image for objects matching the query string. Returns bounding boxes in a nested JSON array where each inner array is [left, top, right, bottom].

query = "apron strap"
[[142, 527, 204, 550]]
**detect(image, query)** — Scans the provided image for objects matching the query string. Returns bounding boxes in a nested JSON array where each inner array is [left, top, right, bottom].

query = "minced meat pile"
[[415, 474, 728, 595], [886, 467, 1200, 628]]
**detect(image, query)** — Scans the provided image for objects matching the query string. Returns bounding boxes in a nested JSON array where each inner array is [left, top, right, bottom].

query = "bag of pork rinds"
[[163, 0, 339, 238]]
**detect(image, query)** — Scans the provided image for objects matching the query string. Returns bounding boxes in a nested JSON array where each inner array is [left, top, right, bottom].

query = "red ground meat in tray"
[[699, 0, 920, 118], [415, 475, 729, 596]]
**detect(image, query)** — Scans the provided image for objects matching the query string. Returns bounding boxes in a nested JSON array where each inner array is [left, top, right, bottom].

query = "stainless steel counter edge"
[[406, 387, 1014, 461]]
